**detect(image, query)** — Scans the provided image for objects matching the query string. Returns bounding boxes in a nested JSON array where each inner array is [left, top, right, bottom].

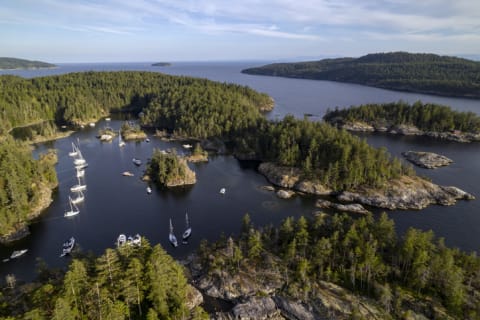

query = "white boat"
[[71, 190, 84, 204], [182, 144, 193, 149], [64, 196, 80, 217], [89, 122, 95, 127], [122, 171, 134, 176], [73, 144, 87, 166], [182, 212, 192, 244], [10, 249, 28, 259], [146, 187, 152, 194], [145, 138, 150, 143], [220, 188, 226, 194], [117, 234, 127, 247], [105, 117, 111, 121], [132, 158, 142, 166], [68, 142, 78, 157], [132, 234, 141, 246], [118, 130, 126, 147], [60, 237, 75, 257], [70, 178, 86, 192], [76, 168, 85, 178], [169, 219, 178, 247]]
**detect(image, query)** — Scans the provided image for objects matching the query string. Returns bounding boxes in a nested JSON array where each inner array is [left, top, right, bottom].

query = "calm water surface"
[[1, 62, 480, 281]]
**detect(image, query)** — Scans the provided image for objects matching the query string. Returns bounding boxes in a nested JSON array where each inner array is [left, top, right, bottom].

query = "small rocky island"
[[258, 162, 474, 211], [402, 151, 453, 169], [120, 121, 147, 141], [151, 62, 171, 67], [145, 149, 196, 187]]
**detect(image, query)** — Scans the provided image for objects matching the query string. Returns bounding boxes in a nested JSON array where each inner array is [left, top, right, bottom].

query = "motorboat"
[[132, 234, 141, 246], [122, 171, 134, 176], [220, 188, 226, 194], [60, 237, 75, 257], [132, 158, 142, 166], [182, 144, 193, 149], [10, 249, 28, 259], [169, 219, 178, 247], [117, 234, 127, 247], [146, 186, 152, 194]]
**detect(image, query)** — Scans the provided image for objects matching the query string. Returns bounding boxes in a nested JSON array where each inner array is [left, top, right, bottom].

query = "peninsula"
[[0, 57, 56, 70], [242, 52, 480, 99], [323, 101, 480, 142]]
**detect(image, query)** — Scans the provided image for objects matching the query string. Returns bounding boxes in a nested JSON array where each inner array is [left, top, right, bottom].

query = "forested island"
[[145, 149, 197, 187], [323, 101, 480, 142], [151, 62, 171, 67], [2, 214, 479, 319], [242, 52, 480, 98], [0, 57, 56, 70]]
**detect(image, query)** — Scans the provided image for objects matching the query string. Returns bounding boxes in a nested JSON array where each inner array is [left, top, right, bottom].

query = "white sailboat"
[[70, 177, 86, 192], [64, 196, 80, 217], [68, 142, 78, 157], [118, 130, 126, 147], [169, 219, 178, 247], [73, 144, 86, 166], [71, 190, 84, 204], [10, 249, 28, 259], [182, 212, 191, 244], [76, 167, 85, 178]]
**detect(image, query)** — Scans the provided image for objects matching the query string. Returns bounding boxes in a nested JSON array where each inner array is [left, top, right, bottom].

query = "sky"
[[1, 0, 479, 63]]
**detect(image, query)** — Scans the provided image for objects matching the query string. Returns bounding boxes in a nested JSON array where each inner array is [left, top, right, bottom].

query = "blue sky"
[[1, 0, 479, 62]]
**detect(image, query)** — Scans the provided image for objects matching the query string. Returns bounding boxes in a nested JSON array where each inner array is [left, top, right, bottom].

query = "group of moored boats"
[[169, 213, 192, 247], [116, 233, 142, 247], [66, 140, 88, 217]]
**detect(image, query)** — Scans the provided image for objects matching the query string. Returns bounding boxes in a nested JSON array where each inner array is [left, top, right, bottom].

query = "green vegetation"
[[0, 71, 271, 136], [120, 121, 146, 140], [235, 116, 413, 190], [242, 52, 480, 98], [324, 101, 480, 133], [146, 149, 195, 187], [0, 136, 57, 238], [199, 213, 480, 318], [0, 57, 55, 70], [0, 240, 209, 319]]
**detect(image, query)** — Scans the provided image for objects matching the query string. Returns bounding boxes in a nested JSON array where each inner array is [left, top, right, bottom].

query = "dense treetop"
[[0, 136, 57, 238], [198, 212, 480, 319], [323, 101, 480, 133], [0, 57, 55, 70], [0, 240, 209, 319], [242, 52, 480, 98], [0, 71, 272, 135]]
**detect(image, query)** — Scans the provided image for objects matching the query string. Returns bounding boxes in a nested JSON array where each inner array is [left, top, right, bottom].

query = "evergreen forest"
[[0, 240, 209, 319], [198, 213, 480, 319], [242, 52, 480, 98], [323, 101, 480, 133]]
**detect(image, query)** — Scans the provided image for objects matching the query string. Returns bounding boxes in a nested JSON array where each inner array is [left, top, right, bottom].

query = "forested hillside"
[[242, 52, 480, 98], [0, 240, 209, 319], [0, 57, 55, 70], [0, 71, 272, 136], [0, 136, 57, 239], [197, 213, 480, 318], [324, 101, 480, 133]]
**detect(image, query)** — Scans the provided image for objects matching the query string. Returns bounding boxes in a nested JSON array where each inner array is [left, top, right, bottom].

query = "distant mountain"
[[242, 52, 480, 99], [0, 57, 56, 70], [151, 62, 171, 67]]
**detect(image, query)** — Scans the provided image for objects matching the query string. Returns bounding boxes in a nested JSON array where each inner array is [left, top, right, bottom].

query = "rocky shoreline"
[[258, 162, 474, 211], [402, 151, 453, 169], [331, 120, 480, 143]]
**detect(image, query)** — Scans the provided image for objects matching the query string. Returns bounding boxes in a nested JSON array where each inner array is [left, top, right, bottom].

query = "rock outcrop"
[[276, 190, 295, 199], [402, 151, 453, 169], [258, 162, 474, 210], [331, 120, 480, 143], [315, 199, 370, 214]]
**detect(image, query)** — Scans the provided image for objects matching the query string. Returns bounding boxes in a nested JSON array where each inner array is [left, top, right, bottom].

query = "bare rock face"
[[340, 121, 375, 132], [337, 176, 474, 210], [272, 296, 315, 320], [402, 151, 453, 169], [389, 124, 423, 135], [232, 297, 280, 320], [315, 199, 370, 214], [276, 190, 295, 199], [185, 285, 204, 310]]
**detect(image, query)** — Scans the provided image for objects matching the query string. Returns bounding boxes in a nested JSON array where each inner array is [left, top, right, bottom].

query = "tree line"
[[323, 101, 480, 133], [0, 136, 57, 237], [242, 52, 480, 98], [0, 240, 209, 319], [198, 212, 480, 318]]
